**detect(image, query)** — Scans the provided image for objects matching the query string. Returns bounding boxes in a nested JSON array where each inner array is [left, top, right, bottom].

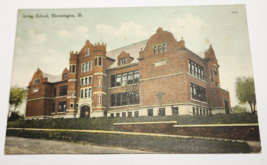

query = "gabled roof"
[[42, 72, 62, 83], [106, 40, 147, 69]]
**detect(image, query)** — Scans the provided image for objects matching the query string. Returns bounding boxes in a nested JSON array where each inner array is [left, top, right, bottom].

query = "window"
[[89, 62, 92, 70], [81, 78, 84, 85], [99, 57, 102, 66], [134, 70, 139, 83], [116, 74, 121, 86], [70, 103, 74, 108], [85, 89, 88, 97], [85, 63, 88, 71], [110, 91, 139, 107], [59, 86, 67, 96], [190, 83, 207, 102], [58, 101, 67, 112], [52, 103, 55, 113], [135, 111, 139, 117], [159, 108, 165, 116], [95, 58, 97, 66], [211, 70, 214, 82], [200, 108, 202, 115], [98, 78, 101, 86], [172, 107, 179, 115], [215, 82, 219, 87], [188, 59, 204, 80], [203, 109, 206, 115], [122, 93, 127, 106], [193, 107, 196, 115], [122, 73, 127, 86], [116, 113, 120, 117], [86, 48, 90, 56], [163, 44, 167, 52], [89, 88, 92, 97], [85, 78, 88, 84], [116, 93, 121, 106], [206, 109, 209, 116], [69, 66, 71, 73], [53, 88, 56, 97], [89, 76, 92, 84], [98, 95, 101, 104], [111, 94, 115, 106], [81, 89, 84, 98], [196, 108, 199, 115], [158, 45, 162, 53], [82, 64, 85, 72], [128, 112, 132, 117], [154, 46, 158, 54], [214, 66, 218, 76], [111, 113, 114, 118], [120, 58, 127, 65], [122, 112, 126, 117], [111, 75, 116, 87], [147, 109, 153, 116], [63, 73, 68, 79], [111, 70, 139, 87], [127, 72, 133, 84], [72, 65, 75, 73], [34, 79, 40, 84]]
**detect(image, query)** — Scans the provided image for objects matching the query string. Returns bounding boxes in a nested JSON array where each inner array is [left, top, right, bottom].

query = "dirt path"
[[4, 137, 154, 154]]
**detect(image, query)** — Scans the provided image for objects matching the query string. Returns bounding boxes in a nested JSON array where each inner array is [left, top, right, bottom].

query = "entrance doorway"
[[80, 105, 90, 118], [224, 100, 230, 114]]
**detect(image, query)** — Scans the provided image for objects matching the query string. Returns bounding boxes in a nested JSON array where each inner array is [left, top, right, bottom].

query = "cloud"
[[27, 30, 47, 44], [58, 26, 89, 38], [96, 22, 148, 37]]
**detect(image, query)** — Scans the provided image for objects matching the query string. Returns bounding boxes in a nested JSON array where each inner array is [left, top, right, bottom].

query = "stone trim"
[[113, 121, 177, 125]]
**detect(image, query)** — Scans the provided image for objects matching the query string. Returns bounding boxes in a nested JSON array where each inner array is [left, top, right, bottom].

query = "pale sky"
[[11, 5, 254, 114]]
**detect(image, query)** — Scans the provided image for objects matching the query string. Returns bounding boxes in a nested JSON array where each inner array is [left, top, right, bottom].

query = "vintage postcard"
[[5, 5, 261, 154]]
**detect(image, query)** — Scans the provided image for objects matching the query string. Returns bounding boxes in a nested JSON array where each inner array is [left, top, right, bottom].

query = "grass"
[[6, 113, 258, 131], [6, 129, 252, 153]]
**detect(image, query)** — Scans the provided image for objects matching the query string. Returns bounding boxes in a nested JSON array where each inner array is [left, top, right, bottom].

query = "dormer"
[[117, 51, 134, 66], [62, 68, 69, 81]]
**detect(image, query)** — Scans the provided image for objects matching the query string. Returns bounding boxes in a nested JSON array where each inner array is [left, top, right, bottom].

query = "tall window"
[[111, 75, 116, 87], [214, 66, 218, 76], [135, 111, 139, 117], [210, 70, 214, 82], [89, 88, 92, 97], [89, 76, 92, 83], [111, 94, 116, 106], [158, 45, 162, 53], [128, 112, 132, 117], [154, 46, 158, 54], [95, 58, 98, 66], [89, 62, 92, 70], [122, 112, 126, 117], [196, 108, 199, 115], [163, 44, 167, 52], [82, 64, 85, 72], [98, 95, 101, 104], [52, 103, 55, 113], [99, 57, 102, 66], [190, 83, 206, 102], [81, 89, 84, 98], [81, 78, 84, 85], [116, 74, 121, 86], [85, 89, 88, 97], [58, 101, 67, 112], [85, 63, 88, 71], [188, 59, 204, 80], [59, 86, 67, 96], [72, 65, 75, 73], [86, 48, 90, 56], [127, 72, 133, 84], [53, 88, 56, 97], [193, 107, 196, 115], [69, 66, 72, 73], [85, 78, 88, 84], [116, 113, 120, 117]]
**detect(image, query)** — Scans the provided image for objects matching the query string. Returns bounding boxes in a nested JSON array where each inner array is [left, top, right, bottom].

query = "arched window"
[[85, 78, 88, 84], [89, 77, 92, 83]]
